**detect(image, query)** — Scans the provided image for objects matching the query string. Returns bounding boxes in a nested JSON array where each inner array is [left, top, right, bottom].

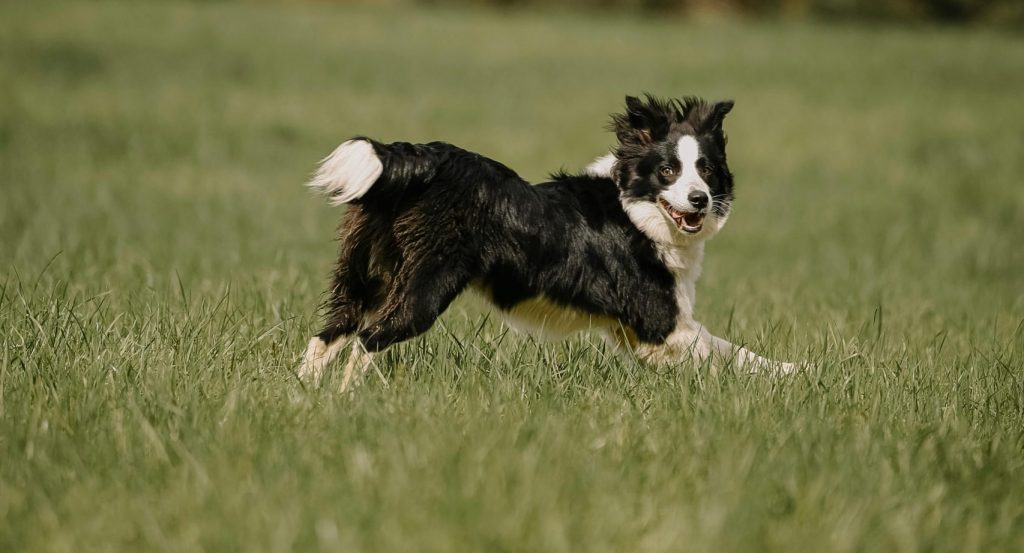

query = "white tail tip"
[[307, 139, 384, 206]]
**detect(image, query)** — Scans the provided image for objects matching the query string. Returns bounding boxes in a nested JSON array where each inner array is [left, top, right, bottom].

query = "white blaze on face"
[[660, 135, 711, 211]]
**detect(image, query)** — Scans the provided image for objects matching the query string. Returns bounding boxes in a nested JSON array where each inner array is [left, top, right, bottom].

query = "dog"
[[299, 95, 795, 391]]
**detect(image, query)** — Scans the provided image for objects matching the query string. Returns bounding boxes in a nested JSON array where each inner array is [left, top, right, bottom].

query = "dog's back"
[[307, 138, 524, 208]]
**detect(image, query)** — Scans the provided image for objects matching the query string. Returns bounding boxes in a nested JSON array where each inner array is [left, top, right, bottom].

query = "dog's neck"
[[660, 240, 704, 274]]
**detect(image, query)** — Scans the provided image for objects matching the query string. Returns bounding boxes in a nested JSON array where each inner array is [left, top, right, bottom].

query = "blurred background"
[[371, 0, 1024, 25]]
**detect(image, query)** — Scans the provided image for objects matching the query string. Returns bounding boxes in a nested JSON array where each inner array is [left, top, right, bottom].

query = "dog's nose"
[[688, 191, 709, 210]]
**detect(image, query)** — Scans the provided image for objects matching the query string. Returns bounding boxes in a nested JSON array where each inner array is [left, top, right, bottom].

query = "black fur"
[[315, 95, 734, 353]]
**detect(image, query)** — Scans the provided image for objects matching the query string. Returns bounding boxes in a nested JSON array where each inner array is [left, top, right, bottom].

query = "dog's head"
[[607, 94, 735, 245]]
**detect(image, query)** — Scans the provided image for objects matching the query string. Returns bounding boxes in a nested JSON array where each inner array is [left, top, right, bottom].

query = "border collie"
[[299, 95, 795, 391]]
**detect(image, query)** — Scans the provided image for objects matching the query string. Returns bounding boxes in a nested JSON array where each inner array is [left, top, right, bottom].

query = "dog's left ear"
[[704, 100, 734, 132], [615, 94, 674, 146]]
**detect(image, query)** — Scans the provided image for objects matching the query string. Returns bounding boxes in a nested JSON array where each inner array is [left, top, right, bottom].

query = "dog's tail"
[[306, 137, 438, 206]]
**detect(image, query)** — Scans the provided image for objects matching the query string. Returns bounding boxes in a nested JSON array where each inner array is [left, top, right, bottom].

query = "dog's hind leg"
[[338, 253, 472, 392], [301, 280, 365, 384], [358, 262, 472, 352], [299, 335, 349, 385], [299, 288, 364, 385], [299, 209, 378, 385], [338, 340, 375, 394]]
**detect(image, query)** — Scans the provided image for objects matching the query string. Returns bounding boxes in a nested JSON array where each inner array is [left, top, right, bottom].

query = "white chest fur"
[[660, 241, 704, 326]]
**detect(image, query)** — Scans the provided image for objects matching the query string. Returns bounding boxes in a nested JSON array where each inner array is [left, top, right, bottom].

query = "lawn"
[[1, 1, 1023, 551]]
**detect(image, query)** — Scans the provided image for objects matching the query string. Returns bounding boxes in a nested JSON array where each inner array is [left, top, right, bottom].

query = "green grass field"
[[2, 1, 1024, 551]]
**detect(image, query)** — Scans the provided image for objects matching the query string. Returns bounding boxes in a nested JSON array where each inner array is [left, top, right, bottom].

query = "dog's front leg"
[[703, 331, 796, 374], [639, 324, 795, 374]]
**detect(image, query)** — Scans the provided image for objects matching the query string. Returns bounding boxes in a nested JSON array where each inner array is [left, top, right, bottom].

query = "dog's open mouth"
[[658, 198, 705, 234]]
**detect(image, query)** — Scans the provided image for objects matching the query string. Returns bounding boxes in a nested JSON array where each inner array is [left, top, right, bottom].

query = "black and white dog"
[[299, 95, 795, 391]]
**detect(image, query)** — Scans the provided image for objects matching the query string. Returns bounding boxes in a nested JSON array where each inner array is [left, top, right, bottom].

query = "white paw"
[[778, 360, 814, 375], [298, 337, 328, 384]]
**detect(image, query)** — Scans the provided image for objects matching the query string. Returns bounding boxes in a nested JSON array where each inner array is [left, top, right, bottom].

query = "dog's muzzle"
[[658, 197, 706, 233]]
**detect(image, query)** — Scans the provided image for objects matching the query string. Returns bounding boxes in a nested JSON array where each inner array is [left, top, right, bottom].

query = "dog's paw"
[[766, 361, 797, 376], [764, 360, 805, 376], [779, 360, 816, 375], [297, 336, 328, 385]]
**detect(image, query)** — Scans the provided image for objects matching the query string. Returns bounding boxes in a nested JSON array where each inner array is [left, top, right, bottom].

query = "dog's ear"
[[614, 95, 674, 146], [703, 100, 734, 132]]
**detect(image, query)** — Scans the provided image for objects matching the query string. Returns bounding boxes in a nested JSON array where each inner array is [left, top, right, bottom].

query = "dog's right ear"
[[613, 95, 673, 146], [703, 100, 734, 133]]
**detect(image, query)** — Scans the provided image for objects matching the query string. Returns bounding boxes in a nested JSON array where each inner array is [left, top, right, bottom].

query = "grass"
[[2, 1, 1024, 551]]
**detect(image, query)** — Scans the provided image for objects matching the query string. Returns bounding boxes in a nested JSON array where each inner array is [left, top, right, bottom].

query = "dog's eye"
[[697, 158, 713, 177], [659, 166, 676, 178]]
